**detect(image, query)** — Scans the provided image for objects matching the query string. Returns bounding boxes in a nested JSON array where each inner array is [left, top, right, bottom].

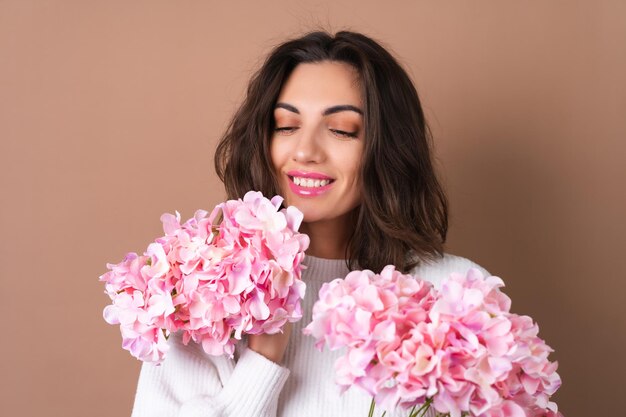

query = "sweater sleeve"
[[411, 253, 492, 290], [131, 333, 290, 417]]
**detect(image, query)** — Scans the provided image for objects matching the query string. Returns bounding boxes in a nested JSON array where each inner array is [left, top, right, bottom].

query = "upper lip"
[[286, 170, 334, 180]]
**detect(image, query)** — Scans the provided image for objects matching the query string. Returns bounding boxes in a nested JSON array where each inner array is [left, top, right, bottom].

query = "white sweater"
[[131, 253, 490, 417]]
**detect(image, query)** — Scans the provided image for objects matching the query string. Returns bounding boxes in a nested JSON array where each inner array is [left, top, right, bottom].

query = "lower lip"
[[287, 177, 334, 197]]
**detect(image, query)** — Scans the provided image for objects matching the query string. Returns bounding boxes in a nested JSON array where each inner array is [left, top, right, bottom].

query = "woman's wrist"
[[247, 322, 292, 364]]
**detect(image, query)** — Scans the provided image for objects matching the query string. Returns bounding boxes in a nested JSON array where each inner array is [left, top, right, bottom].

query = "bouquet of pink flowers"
[[100, 191, 309, 364], [304, 266, 562, 417]]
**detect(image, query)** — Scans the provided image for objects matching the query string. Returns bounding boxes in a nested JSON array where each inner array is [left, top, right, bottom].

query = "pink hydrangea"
[[304, 267, 563, 417], [100, 191, 309, 364]]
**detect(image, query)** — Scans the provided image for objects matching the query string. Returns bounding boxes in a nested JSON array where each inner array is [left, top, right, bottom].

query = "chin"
[[298, 209, 328, 225]]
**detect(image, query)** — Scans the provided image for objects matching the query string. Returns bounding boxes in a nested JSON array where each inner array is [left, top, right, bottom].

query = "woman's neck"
[[300, 214, 355, 260]]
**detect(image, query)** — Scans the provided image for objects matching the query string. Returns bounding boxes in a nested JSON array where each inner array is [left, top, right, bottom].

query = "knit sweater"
[[131, 253, 490, 417]]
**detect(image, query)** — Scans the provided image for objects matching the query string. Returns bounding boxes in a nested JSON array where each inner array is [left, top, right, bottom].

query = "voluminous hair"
[[214, 30, 448, 273]]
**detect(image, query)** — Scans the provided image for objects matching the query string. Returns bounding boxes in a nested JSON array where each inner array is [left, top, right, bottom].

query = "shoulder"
[[408, 252, 491, 290]]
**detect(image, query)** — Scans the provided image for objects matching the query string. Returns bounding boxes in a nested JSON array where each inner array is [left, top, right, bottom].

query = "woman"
[[131, 30, 489, 417]]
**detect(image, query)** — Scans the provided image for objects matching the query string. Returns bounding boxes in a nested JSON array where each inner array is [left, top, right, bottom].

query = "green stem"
[[368, 398, 376, 417], [418, 398, 434, 417], [408, 398, 433, 417]]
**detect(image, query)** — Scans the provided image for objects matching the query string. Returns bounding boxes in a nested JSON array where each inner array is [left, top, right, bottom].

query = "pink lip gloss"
[[286, 170, 334, 197]]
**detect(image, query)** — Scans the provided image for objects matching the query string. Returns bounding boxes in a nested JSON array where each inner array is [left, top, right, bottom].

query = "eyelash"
[[274, 127, 358, 139]]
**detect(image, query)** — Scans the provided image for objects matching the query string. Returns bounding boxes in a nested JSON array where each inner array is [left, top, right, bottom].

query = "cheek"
[[269, 139, 283, 171], [269, 139, 291, 197], [344, 146, 364, 184]]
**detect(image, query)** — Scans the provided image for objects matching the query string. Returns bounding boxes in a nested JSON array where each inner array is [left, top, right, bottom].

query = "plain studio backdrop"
[[1, 1, 624, 416]]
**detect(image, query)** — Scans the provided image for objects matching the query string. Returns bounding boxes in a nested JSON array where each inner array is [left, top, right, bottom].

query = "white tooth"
[[294, 177, 300, 186], [305, 179, 313, 187], [314, 180, 321, 187], [320, 180, 328, 186]]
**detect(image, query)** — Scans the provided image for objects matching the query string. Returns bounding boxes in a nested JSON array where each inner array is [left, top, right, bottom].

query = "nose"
[[292, 126, 324, 164]]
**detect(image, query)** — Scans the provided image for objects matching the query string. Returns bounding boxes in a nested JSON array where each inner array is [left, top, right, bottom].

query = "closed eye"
[[274, 126, 298, 135], [330, 129, 358, 139]]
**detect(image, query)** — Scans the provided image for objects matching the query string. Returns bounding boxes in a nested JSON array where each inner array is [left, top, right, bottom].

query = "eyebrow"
[[275, 102, 363, 116]]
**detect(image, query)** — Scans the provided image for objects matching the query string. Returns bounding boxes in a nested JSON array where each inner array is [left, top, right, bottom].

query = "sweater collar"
[[301, 254, 350, 283]]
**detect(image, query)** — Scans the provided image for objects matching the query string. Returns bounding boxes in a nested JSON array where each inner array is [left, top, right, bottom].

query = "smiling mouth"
[[288, 176, 335, 188]]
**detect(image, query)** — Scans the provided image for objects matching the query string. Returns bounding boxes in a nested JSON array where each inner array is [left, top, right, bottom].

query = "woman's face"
[[270, 61, 365, 227]]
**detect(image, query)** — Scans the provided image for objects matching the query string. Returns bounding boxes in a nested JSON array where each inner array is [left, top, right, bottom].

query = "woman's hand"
[[247, 322, 292, 364]]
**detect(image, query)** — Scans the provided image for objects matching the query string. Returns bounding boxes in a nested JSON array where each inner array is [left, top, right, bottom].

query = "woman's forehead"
[[276, 61, 363, 110]]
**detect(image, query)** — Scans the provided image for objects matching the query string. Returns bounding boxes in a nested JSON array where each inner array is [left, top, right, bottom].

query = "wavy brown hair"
[[214, 30, 448, 273]]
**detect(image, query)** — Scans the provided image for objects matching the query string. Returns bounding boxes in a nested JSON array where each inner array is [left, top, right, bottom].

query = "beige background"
[[1, 1, 624, 416]]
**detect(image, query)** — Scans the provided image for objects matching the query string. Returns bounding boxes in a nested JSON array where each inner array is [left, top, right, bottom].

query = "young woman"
[[131, 30, 489, 417]]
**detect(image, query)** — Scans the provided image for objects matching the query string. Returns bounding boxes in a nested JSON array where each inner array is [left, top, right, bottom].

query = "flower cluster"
[[304, 266, 562, 417], [100, 191, 309, 364]]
